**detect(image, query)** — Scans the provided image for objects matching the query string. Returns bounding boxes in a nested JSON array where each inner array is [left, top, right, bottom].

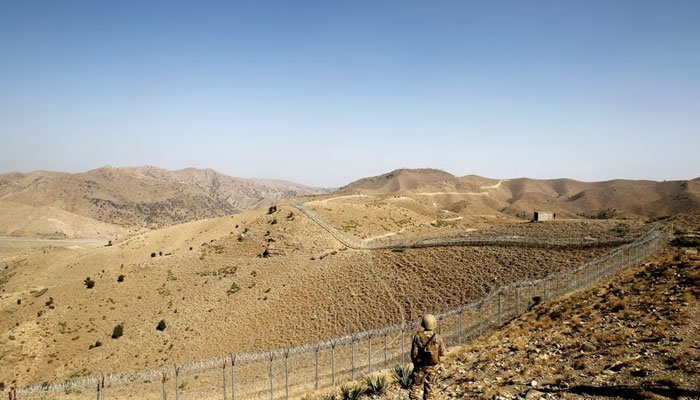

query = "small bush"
[[117, 275, 125, 282], [159, 251, 163, 256], [227, 283, 240, 295], [323, 395, 338, 400], [340, 385, 364, 400], [111, 324, 124, 339], [156, 320, 167, 331], [671, 236, 700, 248], [151, 252, 156, 258], [84, 277, 95, 289], [392, 364, 413, 389], [364, 374, 388, 395]]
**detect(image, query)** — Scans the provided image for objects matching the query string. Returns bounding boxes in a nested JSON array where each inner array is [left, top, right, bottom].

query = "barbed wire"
[[17, 213, 671, 396]]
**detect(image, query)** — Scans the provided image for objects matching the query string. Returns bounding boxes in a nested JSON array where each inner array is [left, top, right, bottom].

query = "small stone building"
[[533, 211, 556, 222]]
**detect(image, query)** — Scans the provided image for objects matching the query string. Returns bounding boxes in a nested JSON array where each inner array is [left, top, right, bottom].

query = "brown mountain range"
[[338, 168, 700, 219], [0, 166, 329, 233]]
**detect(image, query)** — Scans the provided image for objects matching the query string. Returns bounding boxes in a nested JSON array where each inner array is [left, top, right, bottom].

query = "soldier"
[[410, 314, 446, 400]]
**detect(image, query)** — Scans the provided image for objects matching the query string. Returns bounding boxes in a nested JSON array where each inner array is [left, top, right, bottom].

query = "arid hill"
[[361, 239, 700, 400], [0, 167, 328, 230], [336, 168, 700, 220]]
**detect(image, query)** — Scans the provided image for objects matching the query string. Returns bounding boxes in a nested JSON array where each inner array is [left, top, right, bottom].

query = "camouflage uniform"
[[409, 323, 446, 400]]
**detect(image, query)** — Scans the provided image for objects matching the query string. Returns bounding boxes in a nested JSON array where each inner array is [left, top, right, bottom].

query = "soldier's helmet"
[[421, 314, 437, 330]]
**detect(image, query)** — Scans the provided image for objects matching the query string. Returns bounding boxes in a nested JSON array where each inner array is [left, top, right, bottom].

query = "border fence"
[[290, 201, 638, 250], [14, 218, 672, 400]]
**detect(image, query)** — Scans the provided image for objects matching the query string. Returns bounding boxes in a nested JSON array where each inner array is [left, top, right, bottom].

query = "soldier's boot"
[[409, 368, 426, 400]]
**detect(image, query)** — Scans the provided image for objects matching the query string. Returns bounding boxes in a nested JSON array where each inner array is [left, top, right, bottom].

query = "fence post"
[[401, 327, 405, 365], [351, 336, 355, 380], [231, 355, 236, 400], [457, 312, 462, 344], [269, 352, 274, 400], [478, 304, 483, 336], [498, 292, 502, 324], [331, 342, 336, 385], [367, 334, 372, 374], [162, 372, 167, 400], [101, 375, 105, 400], [96, 380, 101, 400], [314, 347, 319, 390], [223, 360, 227, 400], [515, 285, 520, 315], [175, 366, 180, 400], [383, 333, 388, 367], [285, 350, 290, 400]]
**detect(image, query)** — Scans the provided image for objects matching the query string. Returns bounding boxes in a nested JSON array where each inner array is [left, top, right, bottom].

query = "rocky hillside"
[[321, 215, 700, 400], [0, 167, 328, 229]]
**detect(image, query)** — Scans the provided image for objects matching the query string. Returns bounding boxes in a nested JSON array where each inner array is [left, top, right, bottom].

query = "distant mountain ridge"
[[340, 168, 700, 219], [0, 166, 330, 230]]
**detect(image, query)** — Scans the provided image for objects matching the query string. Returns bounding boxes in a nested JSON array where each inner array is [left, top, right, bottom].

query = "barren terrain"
[[0, 203, 633, 391]]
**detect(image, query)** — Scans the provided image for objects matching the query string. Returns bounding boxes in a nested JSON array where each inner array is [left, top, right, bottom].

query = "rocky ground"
[[317, 242, 700, 400]]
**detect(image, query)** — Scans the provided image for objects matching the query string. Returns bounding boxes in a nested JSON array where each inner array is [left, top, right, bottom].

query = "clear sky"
[[1, 1, 698, 187]]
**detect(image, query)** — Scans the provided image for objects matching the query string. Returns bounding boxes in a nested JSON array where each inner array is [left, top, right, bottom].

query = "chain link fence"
[[14, 219, 671, 400], [290, 202, 639, 250]]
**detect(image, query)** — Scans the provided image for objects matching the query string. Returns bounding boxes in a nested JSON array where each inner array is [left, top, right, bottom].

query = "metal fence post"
[[351, 337, 355, 380], [401, 327, 405, 364], [223, 361, 227, 400], [284, 350, 290, 400], [314, 347, 319, 390], [175, 366, 180, 400], [478, 304, 483, 336], [269, 352, 274, 400], [457, 312, 462, 344], [231, 356, 236, 400], [331, 342, 336, 385], [498, 292, 502, 324], [383, 333, 388, 366], [101, 375, 105, 400], [367, 334, 372, 374], [162, 372, 167, 400], [96, 381, 101, 400]]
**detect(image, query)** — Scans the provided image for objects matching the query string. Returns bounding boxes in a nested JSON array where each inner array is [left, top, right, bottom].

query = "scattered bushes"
[[111, 324, 123, 339], [391, 364, 413, 389], [84, 277, 95, 289], [364, 374, 389, 395], [156, 320, 167, 331]]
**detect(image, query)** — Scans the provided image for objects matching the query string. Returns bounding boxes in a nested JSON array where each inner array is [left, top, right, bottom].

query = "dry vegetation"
[[314, 245, 699, 400], [0, 203, 626, 390]]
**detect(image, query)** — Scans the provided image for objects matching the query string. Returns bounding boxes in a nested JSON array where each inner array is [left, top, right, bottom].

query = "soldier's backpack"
[[420, 332, 441, 366]]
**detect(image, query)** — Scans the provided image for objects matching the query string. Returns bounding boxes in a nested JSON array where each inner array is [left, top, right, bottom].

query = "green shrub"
[[151, 252, 156, 258], [111, 324, 123, 339], [117, 275, 125, 282], [364, 374, 388, 395], [156, 320, 167, 331], [84, 277, 95, 289], [391, 364, 413, 389], [340, 385, 364, 400], [227, 283, 240, 295], [671, 236, 700, 248]]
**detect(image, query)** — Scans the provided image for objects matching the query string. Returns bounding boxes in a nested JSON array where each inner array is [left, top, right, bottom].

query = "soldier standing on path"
[[410, 314, 446, 400]]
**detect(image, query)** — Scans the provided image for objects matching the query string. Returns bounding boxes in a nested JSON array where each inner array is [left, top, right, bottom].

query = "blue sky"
[[1, 1, 698, 187]]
